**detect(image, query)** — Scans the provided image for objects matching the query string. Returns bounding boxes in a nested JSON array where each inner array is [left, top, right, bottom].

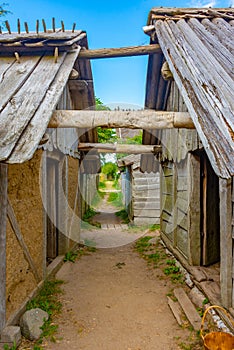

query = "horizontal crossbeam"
[[49, 110, 194, 130]]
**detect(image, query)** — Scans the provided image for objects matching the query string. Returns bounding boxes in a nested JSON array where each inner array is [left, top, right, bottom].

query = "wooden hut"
[[118, 154, 160, 225], [0, 21, 99, 334], [142, 8, 234, 308]]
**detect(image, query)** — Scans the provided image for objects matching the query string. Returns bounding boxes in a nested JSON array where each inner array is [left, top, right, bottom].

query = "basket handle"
[[201, 305, 234, 340]]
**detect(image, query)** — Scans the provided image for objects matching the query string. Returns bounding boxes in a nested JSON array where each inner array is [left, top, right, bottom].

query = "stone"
[[20, 308, 49, 341], [189, 286, 206, 308], [0, 326, 21, 347]]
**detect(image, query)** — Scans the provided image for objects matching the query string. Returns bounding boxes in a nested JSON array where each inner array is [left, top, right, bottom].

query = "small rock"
[[148, 237, 157, 244], [20, 308, 49, 341], [185, 273, 194, 288], [0, 326, 21, 347], [189, 286, 206, 308]]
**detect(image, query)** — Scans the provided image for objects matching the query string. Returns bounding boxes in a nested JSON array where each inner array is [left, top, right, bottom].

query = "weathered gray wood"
[[78, 44, 161, 59], [0, 30, 82, 42], [174, 288, 201, 330], [78, 143, 162, 154], [134, 209, 160, 218], [49, 110, 194, 129], [133, 202, 160, 210], [0, 53, 67, 160], [155, 19, 234, 178], [8, 49, 80, 163], [219, 178, 232, 308], [0, 56, 41, 112], [7, 199, 41, 283], [167, 296, 183, 326], [187, 154, 201, 265], [0, 164, 7, 333]]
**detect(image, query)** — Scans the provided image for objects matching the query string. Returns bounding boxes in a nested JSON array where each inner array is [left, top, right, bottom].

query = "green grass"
[[107, 191, 123, 207], [27, 279, 63, 317], [63, 251, 78, 263], [26, 278, 64, 347], [115, 209, 129, 223], [82, 207, 101, 228]]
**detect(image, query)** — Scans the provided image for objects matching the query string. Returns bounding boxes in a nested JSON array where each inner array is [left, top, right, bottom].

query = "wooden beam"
[[7, 199, 41, 283], [219, 178, 232, 308], [49, 110, 194, 130], [78, 143, 162, 154], [0, 164, 7, 333], [78, 44, 161, 59]]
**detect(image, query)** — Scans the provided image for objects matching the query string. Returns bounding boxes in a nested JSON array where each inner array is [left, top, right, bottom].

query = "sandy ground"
[[40, 194, 199, 350], [43, 242, 196, 350]]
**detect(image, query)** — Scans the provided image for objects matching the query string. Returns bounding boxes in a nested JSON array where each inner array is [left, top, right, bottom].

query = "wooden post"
[[187, 153, 201, 265], [219, 178, 232, 308], [0, 164, 8, 333]]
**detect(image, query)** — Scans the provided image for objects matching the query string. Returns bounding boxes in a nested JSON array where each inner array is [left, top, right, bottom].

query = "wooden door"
[[46, 158, 59, 261], [201, 153, 220, 266]]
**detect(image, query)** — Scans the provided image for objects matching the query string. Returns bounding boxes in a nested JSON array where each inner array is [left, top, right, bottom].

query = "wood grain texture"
[[0, 164, 7, 332], [6, 49, 80, 163], [155, 18, 234, 178], [78, 44, 161, 59], [219, 178, 232, 308], [50, 110, 194, 129]]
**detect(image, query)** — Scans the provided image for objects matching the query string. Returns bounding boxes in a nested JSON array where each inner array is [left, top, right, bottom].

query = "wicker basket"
[[201, 305, 234, 350]]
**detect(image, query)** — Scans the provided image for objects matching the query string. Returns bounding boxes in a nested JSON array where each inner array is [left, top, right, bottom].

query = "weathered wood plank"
[[187, 153, 201, 265], [0, 164, 7, 333], [134, 209, 160, 218], [7, 199, 41, 283], [8, 50, 80, 163], [133, 183, 160, 191], [174, 288, 201, 330], [167, 297, 183, 326], [0, 53, 68, 160], [0, 56, 42, 113], [134, 217, 160, 225], [78, 44, 162, 59], [133, 201, 160, 210], [219, 178, 232, 308], [49, 110, 194, 129], [155, 19, 234, 178], [0, 31, 82, 42]]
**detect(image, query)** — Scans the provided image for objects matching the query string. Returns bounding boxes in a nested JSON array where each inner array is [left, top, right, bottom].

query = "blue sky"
[[4, 0, 232, 107]]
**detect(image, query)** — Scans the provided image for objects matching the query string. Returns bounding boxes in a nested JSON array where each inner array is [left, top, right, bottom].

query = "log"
[[49, 110, 194, 130], [78, 143, 162, 154], [78, 44, 161, 59], [0, 164, 7, 333]]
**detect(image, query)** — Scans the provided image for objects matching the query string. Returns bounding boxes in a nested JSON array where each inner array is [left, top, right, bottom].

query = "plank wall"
[[133, 171, 160, 225]]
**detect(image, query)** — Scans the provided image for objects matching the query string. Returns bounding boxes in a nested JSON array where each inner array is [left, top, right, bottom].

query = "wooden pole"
[[78, 44, 161, 59], [49, 110, 194, 130], [219, 178, 232, 308], [78, 143, 162, 154], [0, 163, 8, 333]]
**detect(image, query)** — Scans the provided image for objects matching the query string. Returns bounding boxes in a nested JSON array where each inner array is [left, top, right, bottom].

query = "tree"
[[0, 3, 10, 21], [101, 162, 118, 180], [95, 97, 117, 144]]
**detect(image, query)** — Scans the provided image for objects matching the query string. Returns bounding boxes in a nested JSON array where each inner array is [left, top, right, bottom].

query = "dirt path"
[[40, 230, 201, 350], [40, 189, 199, 349]]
